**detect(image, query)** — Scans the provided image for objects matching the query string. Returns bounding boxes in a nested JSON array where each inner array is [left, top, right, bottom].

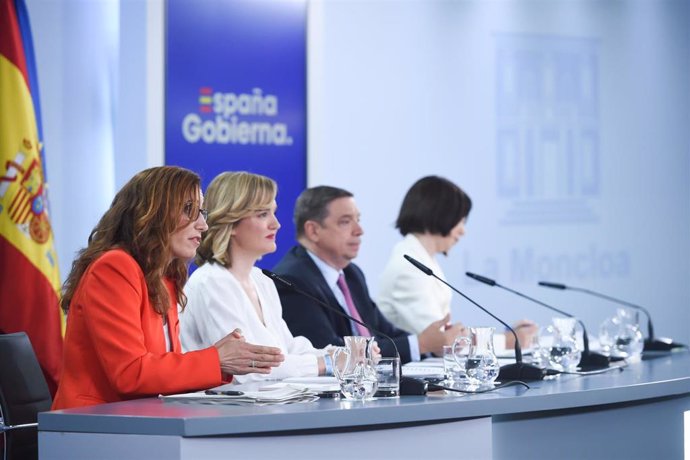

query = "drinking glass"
[[373, 357, 400, 398]]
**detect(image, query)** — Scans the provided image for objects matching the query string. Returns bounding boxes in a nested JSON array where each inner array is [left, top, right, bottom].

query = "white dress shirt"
[[377, 234, 452, 335], [180, 263, 324, 384]]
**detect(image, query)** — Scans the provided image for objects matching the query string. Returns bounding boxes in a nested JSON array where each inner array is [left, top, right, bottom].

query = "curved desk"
[[39, 351, 690, 460]]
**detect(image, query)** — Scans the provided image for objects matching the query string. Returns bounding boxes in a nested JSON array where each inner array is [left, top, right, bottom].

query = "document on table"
[[160, 384, 319, 405], [402, 359, 445, 379], [401, 352, 533, 376], [495, 348, 533, 359], [262, 376, 341, 393]]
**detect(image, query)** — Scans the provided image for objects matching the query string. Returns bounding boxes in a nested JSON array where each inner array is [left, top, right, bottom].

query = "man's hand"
[[417, 314, 465, 356]]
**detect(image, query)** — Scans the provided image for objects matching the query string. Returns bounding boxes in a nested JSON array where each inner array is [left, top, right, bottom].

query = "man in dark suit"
[[272, 186, 463, 364]]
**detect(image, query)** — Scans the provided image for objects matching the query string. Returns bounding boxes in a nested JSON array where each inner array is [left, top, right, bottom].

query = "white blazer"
[[180, 263, 323, 384], [377, 234, 452, 334]]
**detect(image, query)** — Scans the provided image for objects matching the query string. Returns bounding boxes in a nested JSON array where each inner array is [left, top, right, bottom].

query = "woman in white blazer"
[[180, 171, 333, 384], [377, 176, 535, 348]]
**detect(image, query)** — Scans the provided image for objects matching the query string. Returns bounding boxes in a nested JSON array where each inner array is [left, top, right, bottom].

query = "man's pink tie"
[[336, 273, 370, 336]]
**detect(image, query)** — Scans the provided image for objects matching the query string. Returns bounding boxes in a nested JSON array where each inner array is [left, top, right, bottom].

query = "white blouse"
[[180, 263, 323, 384], [377, 234, 452, 334]]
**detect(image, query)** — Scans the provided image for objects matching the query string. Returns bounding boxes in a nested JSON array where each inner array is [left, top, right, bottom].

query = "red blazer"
[[52, 250, 222, 410]]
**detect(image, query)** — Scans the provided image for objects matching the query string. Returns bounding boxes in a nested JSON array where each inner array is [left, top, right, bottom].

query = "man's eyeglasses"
[[183, 201, 208, 221]]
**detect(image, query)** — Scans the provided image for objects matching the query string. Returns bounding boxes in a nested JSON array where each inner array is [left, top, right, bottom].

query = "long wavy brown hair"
[[60, 166, 202, 315]]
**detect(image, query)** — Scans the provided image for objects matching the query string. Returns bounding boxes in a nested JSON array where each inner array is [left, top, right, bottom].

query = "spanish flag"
[[0, 0, 63, 396]]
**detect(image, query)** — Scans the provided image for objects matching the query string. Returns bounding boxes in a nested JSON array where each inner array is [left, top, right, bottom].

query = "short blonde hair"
[[196, 171, 277, 267]]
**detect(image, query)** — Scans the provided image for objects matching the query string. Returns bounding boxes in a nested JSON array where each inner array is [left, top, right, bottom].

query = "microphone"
[[538, 281, 686, 352], [466, 272, 610, 370], [403, 255, 546, 382], [261, 269, 427, 395]]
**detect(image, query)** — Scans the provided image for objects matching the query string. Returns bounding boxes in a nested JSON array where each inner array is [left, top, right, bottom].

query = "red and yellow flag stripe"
[[0, 0, 63, 395]]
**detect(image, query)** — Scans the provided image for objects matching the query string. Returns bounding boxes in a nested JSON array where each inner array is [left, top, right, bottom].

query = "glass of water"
[[373, 357, 400, 398]]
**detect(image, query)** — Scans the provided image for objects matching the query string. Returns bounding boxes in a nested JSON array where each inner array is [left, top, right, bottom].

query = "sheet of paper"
[[402, 359, 445, 378], [160, 385, 319, 405], [262, 376, 340, 392]]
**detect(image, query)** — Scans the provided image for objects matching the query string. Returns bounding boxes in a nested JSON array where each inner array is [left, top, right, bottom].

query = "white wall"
[[27, 0, 164, 279], [307, 0, 690, 342]]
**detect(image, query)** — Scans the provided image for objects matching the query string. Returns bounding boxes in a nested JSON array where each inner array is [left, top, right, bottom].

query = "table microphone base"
[[644, 338, 687, 352], [578, 352, 610, 371], [498, 363, 546, 381], [400, 376, 428, 395]]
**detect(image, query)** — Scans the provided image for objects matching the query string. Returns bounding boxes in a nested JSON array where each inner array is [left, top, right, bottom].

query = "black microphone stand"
[[539, 281, 687, 352], [403, 255, 545, 382], [262, 269, 428, 395], [466, 273, 610, 370]]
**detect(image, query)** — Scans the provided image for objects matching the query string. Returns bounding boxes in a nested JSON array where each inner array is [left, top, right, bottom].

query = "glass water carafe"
[[599, 307, 644, 360], [547, 317, 582, 371], [453, 326, 500, 386], [333, 336, 378, 400]]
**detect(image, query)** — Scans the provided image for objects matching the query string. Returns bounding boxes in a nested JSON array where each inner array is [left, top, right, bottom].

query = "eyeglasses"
[[183, 201, 208, 221]]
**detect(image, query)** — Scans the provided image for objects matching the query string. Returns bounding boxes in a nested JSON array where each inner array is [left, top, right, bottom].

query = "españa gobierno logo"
[[181, 87, 294, 146]]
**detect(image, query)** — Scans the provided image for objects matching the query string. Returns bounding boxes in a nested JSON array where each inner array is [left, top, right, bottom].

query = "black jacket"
[[271, 245, 413, 363]]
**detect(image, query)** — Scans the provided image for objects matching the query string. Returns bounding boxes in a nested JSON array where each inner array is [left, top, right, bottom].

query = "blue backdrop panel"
[[166, 0, 306, 269]]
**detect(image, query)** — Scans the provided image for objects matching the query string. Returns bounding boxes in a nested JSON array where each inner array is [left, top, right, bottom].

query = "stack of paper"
[[160, 385, 319, 405], [402, 359, 445, 379], [264, 376, 340, 393]]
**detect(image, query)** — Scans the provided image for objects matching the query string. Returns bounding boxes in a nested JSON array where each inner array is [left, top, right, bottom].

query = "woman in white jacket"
[[180, 171, 332, 384], [377, 176, 535, 348]]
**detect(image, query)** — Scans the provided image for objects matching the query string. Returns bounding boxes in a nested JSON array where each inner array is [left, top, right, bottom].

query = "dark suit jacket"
[[272, 245, 413, 364]]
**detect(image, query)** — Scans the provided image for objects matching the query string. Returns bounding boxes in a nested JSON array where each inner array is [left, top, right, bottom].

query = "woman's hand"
[[369, 340, 382, 362], [213, 328, 285, 375]]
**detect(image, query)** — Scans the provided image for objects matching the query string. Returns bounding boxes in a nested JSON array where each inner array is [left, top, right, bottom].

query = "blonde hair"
[[196, 171, 277, 267]]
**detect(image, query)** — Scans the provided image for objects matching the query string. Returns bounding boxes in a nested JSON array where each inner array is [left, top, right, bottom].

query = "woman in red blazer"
[[52, 166, 284, 410]]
